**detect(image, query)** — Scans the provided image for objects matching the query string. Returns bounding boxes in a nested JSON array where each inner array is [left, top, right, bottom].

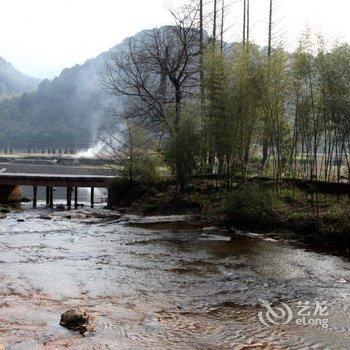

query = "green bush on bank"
[[142, 203, 159, 215], [222, 183, 350, 240], [0, 207, 11, 214], [321, 205, 350, 235], [223, 184, 281, 228]]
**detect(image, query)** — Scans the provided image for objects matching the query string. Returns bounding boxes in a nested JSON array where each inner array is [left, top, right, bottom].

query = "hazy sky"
[[0, 0, 348, 79]]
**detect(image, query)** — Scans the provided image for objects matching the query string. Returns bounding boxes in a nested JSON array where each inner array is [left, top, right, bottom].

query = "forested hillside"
[[0, 57, 39, 98], [0, 29, 172, 150], [0, 54, 110, 149], [0, 37, 149, 149]]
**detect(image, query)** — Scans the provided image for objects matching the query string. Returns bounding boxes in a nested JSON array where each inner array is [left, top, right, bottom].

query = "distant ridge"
[[0, 57, 40, 98], [0, 27, 171, 149]]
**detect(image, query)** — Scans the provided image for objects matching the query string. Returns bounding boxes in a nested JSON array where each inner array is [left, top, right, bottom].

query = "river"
[[0, 205, 350, 349]]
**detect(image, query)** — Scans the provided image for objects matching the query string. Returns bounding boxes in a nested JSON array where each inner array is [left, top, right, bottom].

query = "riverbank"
[[107, 178, 350, 252]]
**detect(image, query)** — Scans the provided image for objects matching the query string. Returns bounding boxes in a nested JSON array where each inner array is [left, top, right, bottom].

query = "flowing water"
[[0, 206, 350, 349]]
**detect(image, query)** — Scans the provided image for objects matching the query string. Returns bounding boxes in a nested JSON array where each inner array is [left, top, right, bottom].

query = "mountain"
[[0, 37, 128, 150], [0, 57, 40, 98], [0, 28, 180, 150]]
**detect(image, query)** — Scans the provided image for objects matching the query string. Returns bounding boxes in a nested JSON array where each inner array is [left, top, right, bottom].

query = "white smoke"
[[75, 141, 104, 159]]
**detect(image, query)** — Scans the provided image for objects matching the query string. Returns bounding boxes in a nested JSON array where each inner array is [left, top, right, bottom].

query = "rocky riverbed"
[[0, 207, 350, 349]]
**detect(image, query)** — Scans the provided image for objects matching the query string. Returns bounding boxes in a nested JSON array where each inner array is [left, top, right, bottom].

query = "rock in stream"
[[60, 308, 94, 335]]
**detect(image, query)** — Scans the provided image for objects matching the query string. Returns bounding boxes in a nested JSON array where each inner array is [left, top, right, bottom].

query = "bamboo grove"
[[103, 0, 350, 190], [199, 34, 350, 186]]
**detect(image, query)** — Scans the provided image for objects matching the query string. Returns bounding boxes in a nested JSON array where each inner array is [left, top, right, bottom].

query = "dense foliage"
[[105, 26, 350, 190]]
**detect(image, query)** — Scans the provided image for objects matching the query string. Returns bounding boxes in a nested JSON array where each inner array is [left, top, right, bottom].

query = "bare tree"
[[99, 109, 156, 182], [103, 11, 201, 191]]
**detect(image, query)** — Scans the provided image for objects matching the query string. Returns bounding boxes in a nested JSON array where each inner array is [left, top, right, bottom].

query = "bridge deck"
[[0, 173, 115, 188]]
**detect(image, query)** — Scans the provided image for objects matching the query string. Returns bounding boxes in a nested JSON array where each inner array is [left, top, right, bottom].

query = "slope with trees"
[[0, 57, 40, 98]]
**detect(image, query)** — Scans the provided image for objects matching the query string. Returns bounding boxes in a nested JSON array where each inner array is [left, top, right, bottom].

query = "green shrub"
[[143, 203, 159, 215], [223, 185, 280, 227], [0, 207, 10, 214], [322, 205, 350, 235]]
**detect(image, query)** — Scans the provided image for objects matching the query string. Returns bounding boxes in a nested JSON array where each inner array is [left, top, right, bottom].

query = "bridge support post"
[[66, 187, 72, 210], [90, 187, 94, 208], [46, 186, 50, 206], [33, 186, 37, 208], [49, 187, 53, 208], [74, 187, 78, 209]]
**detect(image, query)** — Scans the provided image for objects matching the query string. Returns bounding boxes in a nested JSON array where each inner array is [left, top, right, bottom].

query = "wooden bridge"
[[0, 173, 115, 208]]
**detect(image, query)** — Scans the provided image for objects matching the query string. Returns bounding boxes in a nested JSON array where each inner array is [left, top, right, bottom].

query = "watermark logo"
[[258, 299, 329, 329], [258, 299, 293, 327]]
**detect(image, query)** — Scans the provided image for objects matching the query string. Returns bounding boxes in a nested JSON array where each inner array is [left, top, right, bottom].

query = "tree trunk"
[[268, 0, 273, 57], [174, 83, 186, 193], [213, 0, 217, 43], [243, 0, 246, 46], [200, 0, 204, 98], [220, 0, 225, 53], [246, 0, 250, 46], [262, 0, 273, 168]]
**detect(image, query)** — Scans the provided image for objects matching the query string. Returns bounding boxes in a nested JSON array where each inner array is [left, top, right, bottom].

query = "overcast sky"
[[0, 0, 348, 79]]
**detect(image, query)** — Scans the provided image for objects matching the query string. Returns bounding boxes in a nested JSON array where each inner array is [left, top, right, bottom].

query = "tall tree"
[[261, 0, 274, 169], [104, 15, 200, 192]]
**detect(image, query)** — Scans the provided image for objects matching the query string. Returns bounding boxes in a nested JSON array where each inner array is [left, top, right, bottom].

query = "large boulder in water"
[[60, 308, 93, 335]]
